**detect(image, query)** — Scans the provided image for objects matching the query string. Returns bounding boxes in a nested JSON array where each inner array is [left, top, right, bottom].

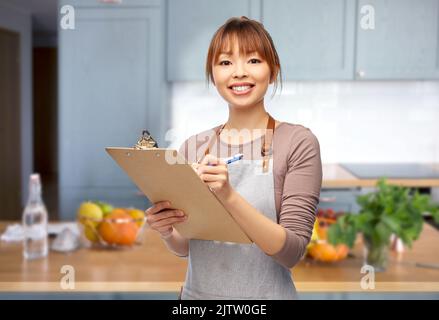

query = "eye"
[[219, 60, 231, 66], [249, 58, 261, 64]]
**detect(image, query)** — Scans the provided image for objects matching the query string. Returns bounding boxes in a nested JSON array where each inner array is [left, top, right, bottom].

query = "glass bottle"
[[22, 173, 48, 260]]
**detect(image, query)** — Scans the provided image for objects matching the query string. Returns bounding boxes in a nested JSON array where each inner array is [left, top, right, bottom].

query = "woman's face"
[[212, 38, 273, 109]]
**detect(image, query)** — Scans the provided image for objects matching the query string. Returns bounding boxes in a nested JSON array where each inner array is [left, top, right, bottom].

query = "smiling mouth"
[[228, 84, 255, 95]]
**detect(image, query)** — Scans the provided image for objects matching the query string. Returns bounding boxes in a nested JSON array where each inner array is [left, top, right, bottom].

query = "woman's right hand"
[[145, 201, 187, 237]]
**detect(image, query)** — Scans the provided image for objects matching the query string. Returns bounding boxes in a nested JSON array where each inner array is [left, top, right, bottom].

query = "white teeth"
[[232, 85, 251, 92]]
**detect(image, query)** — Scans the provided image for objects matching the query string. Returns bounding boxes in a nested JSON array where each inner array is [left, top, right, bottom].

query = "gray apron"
[[181, 157, 297, 300]]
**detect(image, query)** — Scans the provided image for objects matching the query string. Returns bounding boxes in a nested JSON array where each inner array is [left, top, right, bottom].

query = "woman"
[[146, 16, 322, 300]]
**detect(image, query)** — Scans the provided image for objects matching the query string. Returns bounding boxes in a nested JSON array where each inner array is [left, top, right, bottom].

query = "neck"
[[225, 100, 268, 131]]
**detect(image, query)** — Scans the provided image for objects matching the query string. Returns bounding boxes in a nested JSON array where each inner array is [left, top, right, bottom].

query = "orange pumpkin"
[[306, 212, 350, 262], [307, 242, 349, 262]]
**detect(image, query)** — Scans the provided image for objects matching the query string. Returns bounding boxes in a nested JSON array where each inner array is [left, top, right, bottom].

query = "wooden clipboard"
[[105, 147, 251, 244]]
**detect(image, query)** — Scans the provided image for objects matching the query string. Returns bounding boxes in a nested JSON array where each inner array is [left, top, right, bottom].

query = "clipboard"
[[105, 147, 252, 244]]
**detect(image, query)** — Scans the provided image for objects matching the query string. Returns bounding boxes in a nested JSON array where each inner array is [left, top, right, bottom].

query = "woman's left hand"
[[194, 154, 234, 202]]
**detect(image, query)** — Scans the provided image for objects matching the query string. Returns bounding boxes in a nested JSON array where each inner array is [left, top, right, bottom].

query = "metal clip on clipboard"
[[134, 130, 158, 149]]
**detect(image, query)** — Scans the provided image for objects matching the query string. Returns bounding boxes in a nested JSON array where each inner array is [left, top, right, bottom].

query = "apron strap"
[[262, 114, 275, 173], [201, 113, 276, 173]]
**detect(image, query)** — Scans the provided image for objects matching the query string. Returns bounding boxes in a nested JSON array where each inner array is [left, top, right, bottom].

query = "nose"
[[232, 61, 248, 79]]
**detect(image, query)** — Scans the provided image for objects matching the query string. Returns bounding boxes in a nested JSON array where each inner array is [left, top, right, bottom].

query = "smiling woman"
[[206, 16, 281, 100], [145, 16, 322, 300]]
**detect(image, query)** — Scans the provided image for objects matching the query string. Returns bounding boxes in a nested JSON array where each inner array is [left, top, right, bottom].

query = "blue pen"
[[223, 153, 244, 165], [202, 153, 244, 166]]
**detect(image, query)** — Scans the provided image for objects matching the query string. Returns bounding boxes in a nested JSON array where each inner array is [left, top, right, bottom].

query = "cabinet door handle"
[[320, 196, 337, 203], [356, 70, 366, 78], [98, 0, 122, 3]]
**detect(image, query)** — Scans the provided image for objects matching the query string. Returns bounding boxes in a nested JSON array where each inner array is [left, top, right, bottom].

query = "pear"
[[94, 201, 114, 217], [77, 201, 103, 243], [77, 201, 103, 228], [84, 223, 100, 243]]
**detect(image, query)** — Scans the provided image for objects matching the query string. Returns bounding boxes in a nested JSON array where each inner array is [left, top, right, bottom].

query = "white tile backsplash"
[[168, 81, 439, 163]]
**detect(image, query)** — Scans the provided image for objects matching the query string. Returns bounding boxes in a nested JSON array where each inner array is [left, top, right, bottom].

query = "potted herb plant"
[[328, 178, 439, 272]]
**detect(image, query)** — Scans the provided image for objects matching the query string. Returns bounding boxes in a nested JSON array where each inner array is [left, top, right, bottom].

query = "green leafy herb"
[[328, 178, 439, 249]]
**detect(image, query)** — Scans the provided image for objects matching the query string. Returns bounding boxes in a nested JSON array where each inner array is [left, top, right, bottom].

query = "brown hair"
[[206, 16, 282, 94]]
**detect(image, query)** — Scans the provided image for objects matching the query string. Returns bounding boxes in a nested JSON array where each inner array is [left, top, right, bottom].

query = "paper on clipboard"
[[105, 147, 251, 244]]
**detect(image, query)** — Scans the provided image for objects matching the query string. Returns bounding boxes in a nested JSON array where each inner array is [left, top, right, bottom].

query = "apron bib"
[[181, 114, 297, 300]]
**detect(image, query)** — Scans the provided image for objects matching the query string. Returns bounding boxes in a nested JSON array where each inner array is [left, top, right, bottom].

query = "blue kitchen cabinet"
[[262, 0, 356, 80], [58, 1, 166, 218], [167, 0, 439, 81], [167, 0, 262, 81], [355, 0, 439, 80]]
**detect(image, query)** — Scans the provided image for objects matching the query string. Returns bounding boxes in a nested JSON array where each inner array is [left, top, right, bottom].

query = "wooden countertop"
[[1, 222, 439, 293], [323, 164, 439, 188]]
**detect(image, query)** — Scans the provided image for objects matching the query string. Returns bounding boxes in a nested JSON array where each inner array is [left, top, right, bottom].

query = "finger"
[[200, 173, 224, 182], [147, 209, 184, 224], [156, 220, 185, 233], [206, 182, 221, 193], [197, 164, 226, 175], [154, 209, 185, 222], [153, 216, 187, 228], [145, 201, 172, 216], [145, 201, 171, 216], [200, 154, 219, 166]]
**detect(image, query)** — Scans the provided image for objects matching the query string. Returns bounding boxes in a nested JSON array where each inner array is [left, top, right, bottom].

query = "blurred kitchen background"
[[2, 0, 439, 301], [1, 0, 439, 221]]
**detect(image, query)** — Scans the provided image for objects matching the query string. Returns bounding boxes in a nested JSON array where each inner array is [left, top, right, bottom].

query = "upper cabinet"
[[58, 0, 165, 218], [167, 0, 262, 81], [263, 0, 356, 80], [355, 0, 439, 80], [167, 0, 439, 81]]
